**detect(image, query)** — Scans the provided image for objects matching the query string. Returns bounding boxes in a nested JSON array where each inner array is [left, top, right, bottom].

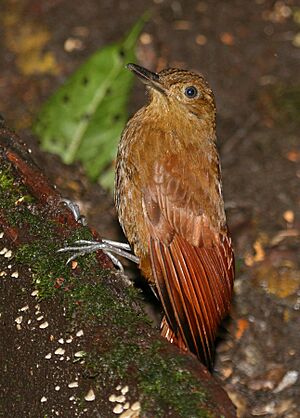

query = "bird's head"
[[126, 63, 216, 121]]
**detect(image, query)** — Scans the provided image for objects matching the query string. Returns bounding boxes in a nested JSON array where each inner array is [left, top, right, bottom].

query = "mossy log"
[[0, 123, 236, 417]]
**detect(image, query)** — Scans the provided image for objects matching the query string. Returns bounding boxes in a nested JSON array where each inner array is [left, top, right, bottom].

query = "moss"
[[94, 338, 212, 417], [14, 224, 102, 299], [15, 241, 70, 298], [76, 274, 213, 416], [0, 168, 14, 190], [96, 341, 141, 379], [0, 165, 34, 218], [139, 348, 209, 417], [0, 166, 21, 211], [0, 160, 222, 417], [0, 161, 96, 299], [69, 278, 148, 329]]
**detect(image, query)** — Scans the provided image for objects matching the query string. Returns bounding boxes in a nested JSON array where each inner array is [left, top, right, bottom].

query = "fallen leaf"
[[33, 16, 146, 190], [3, 7, 60, 76], [252, 401, 276, 416], [220, 366, 233, 379], [248, 365, 285, 391], [253, 240, 265, 262], [226, 390, 248, 418], [255, 265, 300, 299], [283, 308, 290, 322], [235, 318, 249, 340], [71, 260, 78, 270], [64, 37, 84, 52], [245, 239, 265, 266], [139, 32, 153, 45], [292, 32, 300, 48], [283, 210, 294, 223], [173, 20, 191, 30], [273, 370, 299, 393], [270, 229, 299, 246], [286, 149, 300, 162], [220, 32, 235, 46], [195, 34, 207, 45]]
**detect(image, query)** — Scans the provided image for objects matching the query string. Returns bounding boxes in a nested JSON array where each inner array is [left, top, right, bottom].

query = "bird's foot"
[[58, 199, 139, 271], [58, 239, 139, 272], [60, 198, 87, 226]]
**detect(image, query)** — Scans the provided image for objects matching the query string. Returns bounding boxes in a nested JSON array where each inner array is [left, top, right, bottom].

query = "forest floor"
[[0, 0, 299, 417]]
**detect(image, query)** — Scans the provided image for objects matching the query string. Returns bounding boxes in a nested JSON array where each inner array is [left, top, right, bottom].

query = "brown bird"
[[115, 63, 234, 368]]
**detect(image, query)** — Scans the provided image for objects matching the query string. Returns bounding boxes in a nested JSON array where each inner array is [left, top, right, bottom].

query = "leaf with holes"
[[33, 17, 145, 188]]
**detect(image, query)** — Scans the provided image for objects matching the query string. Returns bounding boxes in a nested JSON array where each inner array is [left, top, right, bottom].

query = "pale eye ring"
[[184, 86, 198, 98]]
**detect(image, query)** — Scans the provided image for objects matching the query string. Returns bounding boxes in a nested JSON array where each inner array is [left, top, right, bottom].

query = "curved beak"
[[126, 63, 165, 94]]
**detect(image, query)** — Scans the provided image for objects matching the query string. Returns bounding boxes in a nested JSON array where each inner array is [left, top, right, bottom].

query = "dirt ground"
[[0, 0, 299, 417]]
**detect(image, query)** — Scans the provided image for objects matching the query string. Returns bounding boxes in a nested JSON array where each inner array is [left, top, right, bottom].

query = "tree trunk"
[[0, 123, 236, 417]]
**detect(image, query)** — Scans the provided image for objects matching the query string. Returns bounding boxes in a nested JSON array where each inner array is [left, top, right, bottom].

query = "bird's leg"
[[58, 199, 139, 271]]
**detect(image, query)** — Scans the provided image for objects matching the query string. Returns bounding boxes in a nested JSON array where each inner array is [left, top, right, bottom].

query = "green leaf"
[[33, 16, 146, 188]]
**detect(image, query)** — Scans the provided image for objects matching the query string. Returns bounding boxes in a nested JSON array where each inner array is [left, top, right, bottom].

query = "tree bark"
[[0, 123, 236, 417]]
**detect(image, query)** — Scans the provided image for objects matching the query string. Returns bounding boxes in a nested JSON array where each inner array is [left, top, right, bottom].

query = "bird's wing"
[[142, 153, 234, 367]]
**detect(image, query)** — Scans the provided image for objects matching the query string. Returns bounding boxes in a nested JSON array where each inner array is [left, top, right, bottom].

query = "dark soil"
[[1, 0, 300, 417]]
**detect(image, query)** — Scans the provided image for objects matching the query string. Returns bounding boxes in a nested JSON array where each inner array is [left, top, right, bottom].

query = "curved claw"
[[60, 198, 87, 226], [103, 251, 124, 272]]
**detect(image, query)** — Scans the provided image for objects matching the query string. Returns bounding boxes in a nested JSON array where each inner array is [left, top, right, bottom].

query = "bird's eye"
[[184, 86, 198, 98]]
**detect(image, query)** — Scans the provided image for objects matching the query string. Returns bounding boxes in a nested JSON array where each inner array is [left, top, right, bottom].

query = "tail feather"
[[149, 234, 234, 368]]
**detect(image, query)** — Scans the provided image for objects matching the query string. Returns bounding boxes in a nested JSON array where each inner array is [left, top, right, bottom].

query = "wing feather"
[[143, 155, 234, 367]]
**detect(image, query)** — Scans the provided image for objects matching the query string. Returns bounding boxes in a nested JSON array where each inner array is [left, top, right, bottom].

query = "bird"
[[114, 63, 235, 368]]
